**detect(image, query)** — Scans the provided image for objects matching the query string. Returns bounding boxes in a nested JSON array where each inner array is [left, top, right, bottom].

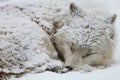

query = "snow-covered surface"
[[0, 0, 120, 80], [0, 0, 9, 2], [10, 63, 120, 80]]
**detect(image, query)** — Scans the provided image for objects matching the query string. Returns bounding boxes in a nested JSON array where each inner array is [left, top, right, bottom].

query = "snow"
[[0, 0, 120, 80], [10, 63, 120, 80], [9, 63, 120, 80]]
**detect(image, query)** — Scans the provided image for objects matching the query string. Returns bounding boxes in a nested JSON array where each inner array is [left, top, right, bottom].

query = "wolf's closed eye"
[[82, 49, 97, 58]]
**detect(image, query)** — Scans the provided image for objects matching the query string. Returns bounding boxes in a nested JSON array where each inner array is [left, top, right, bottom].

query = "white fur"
[[0, 15, 62, 75], [53, 3, 116, 68]]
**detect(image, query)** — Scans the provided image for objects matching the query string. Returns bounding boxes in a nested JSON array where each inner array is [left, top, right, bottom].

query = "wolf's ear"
[[106, 14, 117, 24], [69, 3, 83, 14]]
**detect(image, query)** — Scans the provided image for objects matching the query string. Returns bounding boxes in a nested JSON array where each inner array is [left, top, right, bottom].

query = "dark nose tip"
[[65, 66, 73, 71]]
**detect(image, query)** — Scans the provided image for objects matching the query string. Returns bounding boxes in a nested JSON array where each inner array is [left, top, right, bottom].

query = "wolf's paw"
[[73, 65, 96, 73], [33, 60, 63, 73]]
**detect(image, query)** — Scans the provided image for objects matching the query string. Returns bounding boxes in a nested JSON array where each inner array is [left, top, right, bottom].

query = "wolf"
[[52, 3, 116, 69]]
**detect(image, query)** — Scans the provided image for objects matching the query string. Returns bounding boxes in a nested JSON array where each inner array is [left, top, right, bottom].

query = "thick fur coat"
[[53, 3, 116, 68]]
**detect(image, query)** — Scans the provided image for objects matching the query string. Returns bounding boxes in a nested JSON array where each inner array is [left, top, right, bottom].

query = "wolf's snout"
[[65, 66, 73, 71]]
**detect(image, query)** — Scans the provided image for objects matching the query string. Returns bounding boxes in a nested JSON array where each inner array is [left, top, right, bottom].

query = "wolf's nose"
[[65, 66, 73, 71]]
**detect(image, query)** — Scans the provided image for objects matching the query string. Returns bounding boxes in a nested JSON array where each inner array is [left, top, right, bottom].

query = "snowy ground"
[[0, 0, 9, 2], [0, 0, 120, 80]]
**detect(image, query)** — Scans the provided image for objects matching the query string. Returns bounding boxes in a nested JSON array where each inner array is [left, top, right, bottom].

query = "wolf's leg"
[[53, 38, 73, 66]]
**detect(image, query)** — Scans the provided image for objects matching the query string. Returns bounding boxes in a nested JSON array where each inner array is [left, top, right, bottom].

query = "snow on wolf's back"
[[0, 15, 62, 79], [53, 3, 116, 68]]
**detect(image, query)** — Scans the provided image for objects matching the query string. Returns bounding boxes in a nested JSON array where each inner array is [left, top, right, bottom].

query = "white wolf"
[[52, 3, 116, 69]]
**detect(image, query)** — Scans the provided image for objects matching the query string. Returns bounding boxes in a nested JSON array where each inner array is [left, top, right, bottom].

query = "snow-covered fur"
[[0, 0, 68, 35], [0, 1, 68, 79], [0, 15, 62, 79], [0, 0, 117, 79], [53, 3, 116, 68]]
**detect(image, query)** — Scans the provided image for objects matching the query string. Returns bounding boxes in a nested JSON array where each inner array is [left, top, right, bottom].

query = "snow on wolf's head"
[[53, 3, 117, 69]]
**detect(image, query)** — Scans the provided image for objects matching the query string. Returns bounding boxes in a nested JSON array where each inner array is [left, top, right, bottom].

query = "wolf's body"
[[0, 15, 62, 80], [0, 1, 117, 79], [53, 3, 116, 68]]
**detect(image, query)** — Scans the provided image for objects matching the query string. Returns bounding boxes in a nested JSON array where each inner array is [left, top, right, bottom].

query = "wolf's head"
[[66, 3, 116, 67], [53, 3, 117, 69]]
